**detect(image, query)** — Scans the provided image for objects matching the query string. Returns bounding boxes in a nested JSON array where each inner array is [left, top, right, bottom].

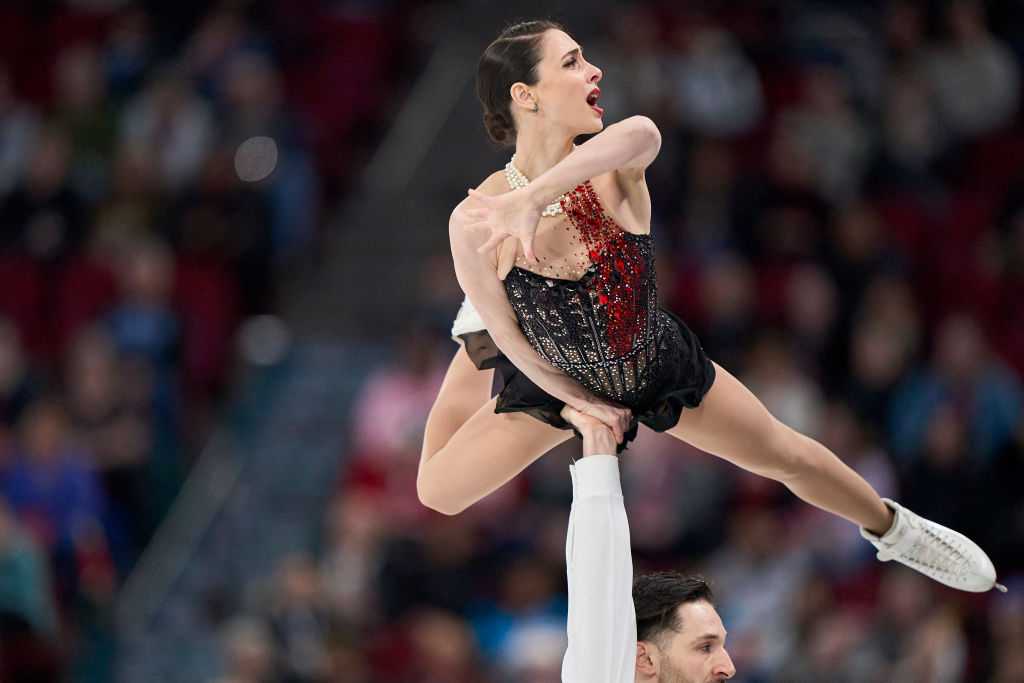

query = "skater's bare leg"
[[667, 362, 893, 534]]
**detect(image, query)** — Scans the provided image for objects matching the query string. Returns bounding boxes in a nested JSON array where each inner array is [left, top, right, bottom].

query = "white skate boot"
[[860, 498, 1007, 593]]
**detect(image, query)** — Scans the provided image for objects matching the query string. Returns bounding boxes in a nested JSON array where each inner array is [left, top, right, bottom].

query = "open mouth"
[[587, 87, 603, 116]]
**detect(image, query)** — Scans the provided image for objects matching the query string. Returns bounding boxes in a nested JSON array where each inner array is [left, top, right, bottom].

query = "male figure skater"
[[561, 407, 735, 682]]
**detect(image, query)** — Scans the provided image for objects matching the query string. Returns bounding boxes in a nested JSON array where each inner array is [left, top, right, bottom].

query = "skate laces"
[[877, 509, 1008, 592]]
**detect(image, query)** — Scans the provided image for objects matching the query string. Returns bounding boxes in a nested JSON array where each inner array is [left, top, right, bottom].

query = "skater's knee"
[[416, 470, 465, 516], [416, 457, 466, 516]]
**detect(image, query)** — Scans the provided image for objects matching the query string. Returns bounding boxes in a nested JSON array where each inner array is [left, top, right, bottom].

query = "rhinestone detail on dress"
[[503, 180, 662, 404]]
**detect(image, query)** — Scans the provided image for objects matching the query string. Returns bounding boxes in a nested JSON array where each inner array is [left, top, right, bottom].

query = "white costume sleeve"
[[562, 455, 636, 683]]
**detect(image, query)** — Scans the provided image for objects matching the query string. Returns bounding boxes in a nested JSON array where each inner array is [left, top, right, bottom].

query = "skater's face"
[[636, 600, 735, 683], [512, 29, 604, 137]]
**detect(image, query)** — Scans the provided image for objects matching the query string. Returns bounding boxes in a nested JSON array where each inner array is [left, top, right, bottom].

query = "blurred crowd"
[[208, 1, 1024, 682], [0, 1, 417, 680]]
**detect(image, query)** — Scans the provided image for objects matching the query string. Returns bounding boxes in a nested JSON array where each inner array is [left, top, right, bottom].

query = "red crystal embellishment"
[[563, 180, 647, 356]]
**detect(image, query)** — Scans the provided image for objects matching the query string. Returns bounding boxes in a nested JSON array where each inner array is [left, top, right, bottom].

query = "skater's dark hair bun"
[[483, 111, 514, 145], [477, 19, 565, 147]]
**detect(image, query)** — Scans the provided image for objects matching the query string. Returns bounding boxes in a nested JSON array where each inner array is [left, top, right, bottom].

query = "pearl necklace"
[[504, 152, 572, 217]]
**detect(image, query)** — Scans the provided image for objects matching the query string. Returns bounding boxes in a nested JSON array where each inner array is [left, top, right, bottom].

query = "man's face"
[[638, 600, 735, 683]]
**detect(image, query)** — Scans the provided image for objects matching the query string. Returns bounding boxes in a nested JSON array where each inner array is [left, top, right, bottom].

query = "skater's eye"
[[564, 57, 578, 68], [699, 643, 712, 653]]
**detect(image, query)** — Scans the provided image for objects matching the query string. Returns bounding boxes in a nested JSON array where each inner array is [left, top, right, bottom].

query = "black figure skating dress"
[[456, 179, 716, 450]]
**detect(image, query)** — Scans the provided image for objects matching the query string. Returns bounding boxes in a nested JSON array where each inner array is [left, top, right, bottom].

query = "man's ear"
[[636, 641, 659, 678]]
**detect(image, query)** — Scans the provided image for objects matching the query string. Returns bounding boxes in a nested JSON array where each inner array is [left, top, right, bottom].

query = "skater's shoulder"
[[450, 171, 509, 224], [475, 170, 512, 196]]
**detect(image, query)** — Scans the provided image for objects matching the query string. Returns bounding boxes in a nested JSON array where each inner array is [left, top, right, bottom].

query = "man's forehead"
[[676, 600, 727, 639]]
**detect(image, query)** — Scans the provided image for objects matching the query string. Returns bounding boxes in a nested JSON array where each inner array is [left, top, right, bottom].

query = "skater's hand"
[[576, 399, 632, 445], [560, 405, 618, 456], [465, 186, 543, 273]]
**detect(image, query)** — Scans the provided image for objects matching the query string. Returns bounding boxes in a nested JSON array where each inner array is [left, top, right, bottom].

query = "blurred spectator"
[[350, 325, 445, 461], [900, 401, 985, 536], [705, 509, 812, 675], [266, 554, 332, 683], [0, 124, 88, 263], [890, 608, 967, 682], [2, 399, 106, 558], [171, 145, 274, 317], [595, 5, 666, 121], [924, 0, 1020, 140], [988, 588, 1024, 682], [53, 45, 118, 200], [667, 26, 763, 137], [106, 238, 180, 371], [91, 143, 162, 254], [890, 313, 1023, 461], [184, 8, 266, 103], [65, 326, 154, 560], [220, 50, 319, 256], [676, 137, 738, 255], [689, 253, 756, 372], [733, 127, 829, 264], [0, 66, 40, 198], [404, 608, 486, 683], [779, 65, 871, 202], [0, 494, 57, 639], [468, 556, 565, 668], [215, 617, 275, 683], [377, 513, 483, 621], [104, 6, 155, 101], [120, 65, 215, 193], [885, 0, 928, 67], [882, 65, 946, 176], [844, 276, 921, 429], [827, 202, 904, 323], [320, 491, 386, 628], [978, 419, 1024, 569], [0, 317, 39, 429], [775, 608, 877, 682], [995, 184, 1024, 375], [0, 497, 62, 683], [783, 264, 840, 378], [742, 331, 824, 438]]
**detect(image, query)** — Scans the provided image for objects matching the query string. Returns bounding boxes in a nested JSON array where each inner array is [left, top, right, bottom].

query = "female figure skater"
[[418, 20, 1004, 594]]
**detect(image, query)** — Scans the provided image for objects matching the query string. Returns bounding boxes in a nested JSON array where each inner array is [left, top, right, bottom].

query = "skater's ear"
[[636, 640, 660, 679]]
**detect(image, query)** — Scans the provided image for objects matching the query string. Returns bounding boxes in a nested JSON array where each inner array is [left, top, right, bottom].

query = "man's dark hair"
[[633, 572, 715, 645]]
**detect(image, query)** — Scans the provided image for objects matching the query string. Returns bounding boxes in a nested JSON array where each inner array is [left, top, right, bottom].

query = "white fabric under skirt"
[[450, 296, 486, 340]]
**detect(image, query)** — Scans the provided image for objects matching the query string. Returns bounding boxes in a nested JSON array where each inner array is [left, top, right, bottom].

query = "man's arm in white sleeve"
[[562, 455, 636, 683]]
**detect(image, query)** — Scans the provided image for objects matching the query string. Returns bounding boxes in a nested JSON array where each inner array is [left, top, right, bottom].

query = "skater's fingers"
[[611, 421, 623, 444], [476, 231, 507, 255], [521, 232, 537, 264], [497, 236, 518, 280]]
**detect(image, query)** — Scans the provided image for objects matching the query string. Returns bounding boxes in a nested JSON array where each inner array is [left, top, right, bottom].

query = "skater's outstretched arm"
[[561, 406, 635, 683], [468, 116, 660, 258]]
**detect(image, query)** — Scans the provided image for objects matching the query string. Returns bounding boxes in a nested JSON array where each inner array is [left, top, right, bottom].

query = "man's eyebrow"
[[561, 47, 581, 60], [692, 633, 724, 643]]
